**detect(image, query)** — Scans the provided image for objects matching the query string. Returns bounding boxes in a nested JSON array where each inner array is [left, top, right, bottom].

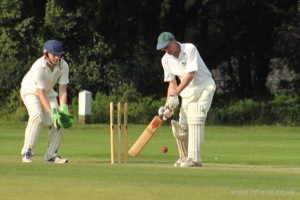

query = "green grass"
[[0, 122, 299, 200]]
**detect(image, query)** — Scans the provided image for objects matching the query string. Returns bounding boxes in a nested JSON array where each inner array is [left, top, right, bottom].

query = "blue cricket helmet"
[[43, 40, 65, 54]]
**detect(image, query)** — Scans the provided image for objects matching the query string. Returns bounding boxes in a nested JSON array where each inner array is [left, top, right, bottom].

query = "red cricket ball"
[[161, 146, 168, 153]]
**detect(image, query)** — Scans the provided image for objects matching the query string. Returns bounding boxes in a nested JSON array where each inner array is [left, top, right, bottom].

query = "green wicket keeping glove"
[[51, 108, 62, 129], [58, 105, 74, 128]]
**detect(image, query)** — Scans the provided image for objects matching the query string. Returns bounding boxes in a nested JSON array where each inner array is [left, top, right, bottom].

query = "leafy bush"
[[268, 92, 300, 125], [89, 91, 166, 124], [0, 89, 28, 122], [90, 92, 114, 124], [209, 92, 300, 126]]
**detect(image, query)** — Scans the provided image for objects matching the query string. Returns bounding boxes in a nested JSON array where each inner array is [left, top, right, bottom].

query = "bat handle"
[[158, 114, 167, 121]]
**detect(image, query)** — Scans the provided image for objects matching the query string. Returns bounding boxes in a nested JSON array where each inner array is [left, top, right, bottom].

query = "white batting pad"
[[171, 120, 188, 158], [45, 126, 64, 160], [187, 103, 206, 163], [21, 115, 43, 155]]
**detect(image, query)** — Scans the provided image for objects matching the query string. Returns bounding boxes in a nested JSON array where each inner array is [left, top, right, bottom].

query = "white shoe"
[[46, 155, 68, 163], [22, 152, 32, 163], [180, 158, 202, 167], [174, 157, 186, 167]]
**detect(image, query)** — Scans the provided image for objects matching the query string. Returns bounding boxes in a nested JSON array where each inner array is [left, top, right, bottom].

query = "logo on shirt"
[[181, 61, 187, 66]]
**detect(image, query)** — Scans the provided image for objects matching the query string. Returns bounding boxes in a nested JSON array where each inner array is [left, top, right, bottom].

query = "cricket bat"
[[128, 116, 163, 157]]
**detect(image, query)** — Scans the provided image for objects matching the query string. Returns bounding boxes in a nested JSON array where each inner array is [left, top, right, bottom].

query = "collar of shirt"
[[165, 42, 187, 60], [42, 59, 61, 73]]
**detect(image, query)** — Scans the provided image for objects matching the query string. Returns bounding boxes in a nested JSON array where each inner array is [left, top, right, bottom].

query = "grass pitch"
[[0, 122, 299, 200]]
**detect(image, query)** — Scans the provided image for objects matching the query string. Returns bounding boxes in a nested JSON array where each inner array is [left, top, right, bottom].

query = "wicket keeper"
[[157, 32, 216, 167], [20, 40, 73, 163]]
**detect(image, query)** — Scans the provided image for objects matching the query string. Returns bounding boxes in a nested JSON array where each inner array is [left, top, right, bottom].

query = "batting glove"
[[163, 106, 174, 121], [158, 106, 165, 117], [158, 105, 174, 121], [167, 95, 179, 110]]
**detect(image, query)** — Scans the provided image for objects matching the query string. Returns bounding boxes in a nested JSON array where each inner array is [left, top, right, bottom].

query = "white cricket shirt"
[[161, 43, 212, 85], [21, 56, 69, 96]]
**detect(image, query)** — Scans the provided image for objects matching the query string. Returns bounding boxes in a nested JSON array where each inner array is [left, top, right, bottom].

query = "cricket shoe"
[[180, 158, 202, 168], [46, 155, 68, 164], [174, 157, 187, 167], [22, 152, 32, 163]]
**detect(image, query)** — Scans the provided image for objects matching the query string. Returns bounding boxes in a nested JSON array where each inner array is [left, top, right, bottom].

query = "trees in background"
[[0, 0, 299, 108]]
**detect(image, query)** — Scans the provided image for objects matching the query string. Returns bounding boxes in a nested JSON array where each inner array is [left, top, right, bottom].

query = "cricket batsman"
[[157, 32, 216, 167], [20, 40, 73, 163]]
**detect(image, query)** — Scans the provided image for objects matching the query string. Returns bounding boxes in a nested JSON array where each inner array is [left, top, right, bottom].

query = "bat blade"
[[128, 116, 163, 157]]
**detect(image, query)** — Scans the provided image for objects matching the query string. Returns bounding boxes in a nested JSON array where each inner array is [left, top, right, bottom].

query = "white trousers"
[[179, 77, 216, 125], [20, 87, 59, 155], [178, 77, 216, 163]]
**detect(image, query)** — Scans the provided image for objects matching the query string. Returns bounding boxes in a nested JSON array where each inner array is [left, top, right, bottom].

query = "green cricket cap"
[[156, 32, 175, 50]]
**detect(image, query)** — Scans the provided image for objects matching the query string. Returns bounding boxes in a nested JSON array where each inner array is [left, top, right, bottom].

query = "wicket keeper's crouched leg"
[[44, 97, 68, 164]]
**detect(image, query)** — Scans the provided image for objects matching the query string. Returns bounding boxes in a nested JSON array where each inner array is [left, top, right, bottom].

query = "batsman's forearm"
[[167, 79, 178, 103], [173, 72, 194, 95]]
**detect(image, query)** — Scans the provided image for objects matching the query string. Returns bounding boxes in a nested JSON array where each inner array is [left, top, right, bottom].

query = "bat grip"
[[158, 114, 167, 121]]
